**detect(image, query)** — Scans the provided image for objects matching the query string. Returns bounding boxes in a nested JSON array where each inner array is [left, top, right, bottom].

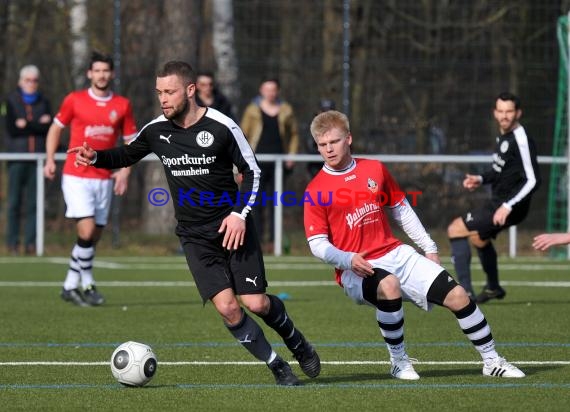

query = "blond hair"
[[310, 110, 350, 139]]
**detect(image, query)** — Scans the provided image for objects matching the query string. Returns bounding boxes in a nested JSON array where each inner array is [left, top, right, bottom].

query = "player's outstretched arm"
[[67, 142, 96, 167], [532, 233, 570, 251]]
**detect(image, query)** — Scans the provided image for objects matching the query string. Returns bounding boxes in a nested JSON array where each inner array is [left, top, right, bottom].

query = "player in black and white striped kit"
[[69, 61, 320, 386], [448, 92, 540, 303]]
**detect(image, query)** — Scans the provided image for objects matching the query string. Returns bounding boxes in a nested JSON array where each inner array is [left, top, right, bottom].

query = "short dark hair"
[[157, 61, 196, 86], [89, 51, 114, 70], [496, 92, 521, 110], [197, 71, 215, 80]]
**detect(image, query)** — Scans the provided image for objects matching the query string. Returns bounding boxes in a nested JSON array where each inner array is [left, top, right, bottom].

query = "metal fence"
[[1, 152, 567, 257]]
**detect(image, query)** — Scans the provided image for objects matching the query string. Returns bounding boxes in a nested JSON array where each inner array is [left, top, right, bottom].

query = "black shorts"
[[462, 199, 531, 240], [176, 215, 268, 303]]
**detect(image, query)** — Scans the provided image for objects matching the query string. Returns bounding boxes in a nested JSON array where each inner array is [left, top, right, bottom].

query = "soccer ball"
[[110, 341, 157, 387]]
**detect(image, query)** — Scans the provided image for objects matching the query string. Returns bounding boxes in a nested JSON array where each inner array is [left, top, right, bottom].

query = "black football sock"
[[76, 238, 95, 289], [450, 237, 474, 294], [260, 294, 303, 353], [476, 242, 499, 289], [376, 297, 405, 360], [226, 309, 273, 362], [453, 299, 498, 361]]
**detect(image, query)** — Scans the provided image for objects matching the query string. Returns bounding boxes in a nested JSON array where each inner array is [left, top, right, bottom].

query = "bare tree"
[[350, 0, 374, 143], [321, 0, 343, 104], [212, 0, 240, 109], [3, 0, 20, 77], [70, 0, 89, 89]]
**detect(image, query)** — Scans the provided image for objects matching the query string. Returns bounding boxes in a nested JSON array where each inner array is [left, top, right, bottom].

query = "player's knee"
[[442, 285, 470, 311], [378, 274, 401, 300], [240, 294, 269, 316], [362, 268, 394, 304], [214, 296, 242, 322], [470, 236, 488, 249], [447, 217, 463, 237]]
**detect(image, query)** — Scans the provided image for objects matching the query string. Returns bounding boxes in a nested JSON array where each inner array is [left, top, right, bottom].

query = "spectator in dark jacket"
[[4, 64, 52, 255]]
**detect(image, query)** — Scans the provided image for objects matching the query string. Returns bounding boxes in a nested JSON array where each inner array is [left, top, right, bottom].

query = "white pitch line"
[[0, 255, 566, 263], [0, 257, 568, 271], [1, 360, 569, 366], [157, 360, 570, 366], [0, 281, 334, 287], [2, 280, 570, 288], [71, 262, 570, 271], [501, 280, 570, 287]]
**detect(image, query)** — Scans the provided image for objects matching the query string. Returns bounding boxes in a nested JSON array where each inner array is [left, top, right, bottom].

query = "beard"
[[499, 119, 517, 133], [163, 98, 190, 122], [92, 79, 111, 91]]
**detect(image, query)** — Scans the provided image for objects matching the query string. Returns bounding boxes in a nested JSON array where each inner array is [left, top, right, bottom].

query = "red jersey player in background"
[[304, 110, 524, 380], [44, 51, 137, 307]]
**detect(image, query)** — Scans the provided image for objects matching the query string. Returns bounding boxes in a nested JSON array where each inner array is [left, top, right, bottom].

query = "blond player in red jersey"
[[44, 51, 137, 307], [304, 110, 524, 380]]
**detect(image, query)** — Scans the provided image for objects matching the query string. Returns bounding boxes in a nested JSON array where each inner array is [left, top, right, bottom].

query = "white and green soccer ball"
[[110, 341, 157, 387]]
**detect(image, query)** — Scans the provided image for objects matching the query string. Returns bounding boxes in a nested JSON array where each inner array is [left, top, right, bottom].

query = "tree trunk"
[[70, 0, 89, 89], [322, 0, 343, 101], [1, 0, 15, 93], [212, 0, 239, 112], [351, 0, 373, 141], [141, 0, 202, 235]]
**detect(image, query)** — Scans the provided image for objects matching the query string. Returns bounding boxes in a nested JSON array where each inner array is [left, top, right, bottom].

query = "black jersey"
[[480, 125, 540, 208], [93, 108, 261, 224]]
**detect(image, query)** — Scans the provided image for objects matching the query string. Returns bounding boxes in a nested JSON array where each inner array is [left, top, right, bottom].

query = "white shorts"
[[340, 244, 444, 311], [61, 174, 113, 225]]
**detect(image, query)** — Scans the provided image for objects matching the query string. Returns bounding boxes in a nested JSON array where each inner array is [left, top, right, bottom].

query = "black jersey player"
[[448, 92, 540, 303], [68, 61, 320, 386]]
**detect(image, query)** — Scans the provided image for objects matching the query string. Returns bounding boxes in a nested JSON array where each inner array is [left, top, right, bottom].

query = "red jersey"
[[55, 88, 137, 179], [304, 158, 404, 284]]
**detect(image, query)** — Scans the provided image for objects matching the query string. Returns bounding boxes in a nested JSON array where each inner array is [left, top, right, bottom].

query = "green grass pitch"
[[0, 255, 569, 411]]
